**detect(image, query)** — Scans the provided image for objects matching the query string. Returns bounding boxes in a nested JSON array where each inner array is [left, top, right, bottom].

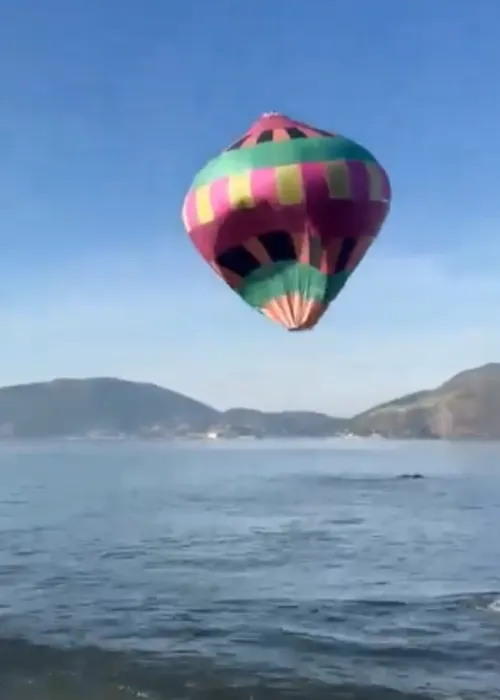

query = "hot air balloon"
[[181, 112, 391, 331]]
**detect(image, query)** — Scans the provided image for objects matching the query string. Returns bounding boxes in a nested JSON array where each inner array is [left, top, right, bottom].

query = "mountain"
[[351, 363, 500, 439], [0, 377, 345, 439], [216, 408, 348, 438], [0, 378, 219, 439], [0, 364, 498, 440]]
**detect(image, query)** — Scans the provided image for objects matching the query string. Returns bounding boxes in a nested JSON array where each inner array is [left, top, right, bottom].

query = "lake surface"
[[0, 439, 499, 699]]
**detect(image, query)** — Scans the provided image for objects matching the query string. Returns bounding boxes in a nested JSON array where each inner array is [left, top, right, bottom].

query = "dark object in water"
[[398, 473, 424, 480]]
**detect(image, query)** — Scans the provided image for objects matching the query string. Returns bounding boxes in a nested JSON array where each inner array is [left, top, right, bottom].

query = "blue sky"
[[1, 0, 499, 415]]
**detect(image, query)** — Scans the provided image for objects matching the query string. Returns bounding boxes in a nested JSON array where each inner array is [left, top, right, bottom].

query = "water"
[[0, 439, 499, 699]]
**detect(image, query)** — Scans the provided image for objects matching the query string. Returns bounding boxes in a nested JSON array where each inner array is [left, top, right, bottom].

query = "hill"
[[0, 378, 219, 439], [351, 363, 500, 439], [0, 364, 498, 440], [0, 378, 345, 439], [216, 408, 348, 438]]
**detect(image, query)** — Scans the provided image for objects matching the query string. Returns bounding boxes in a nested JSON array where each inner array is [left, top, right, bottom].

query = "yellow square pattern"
[[324, 161, 350, 199], [275, 165, 304, 205], [195, 185, 214, 224], [228, 172, 254, 209], [365, 162, 383, 201]]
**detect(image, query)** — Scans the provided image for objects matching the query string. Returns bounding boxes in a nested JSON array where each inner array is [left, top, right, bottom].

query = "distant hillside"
[[0, 378, 218, 439], [351, 363, 500, 439], [216, 408, 349, 438], [0, 364, 498, 440], [0, 378, 345, 439]]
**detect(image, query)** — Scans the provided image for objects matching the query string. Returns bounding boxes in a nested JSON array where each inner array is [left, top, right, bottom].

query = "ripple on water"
[[0, 442, 500, 699]]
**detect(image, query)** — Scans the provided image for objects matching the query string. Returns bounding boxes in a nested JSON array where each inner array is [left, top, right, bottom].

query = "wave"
[[0, 634, 440, 700], [0, 593, 498, 699], [269, 473, 431, 488]]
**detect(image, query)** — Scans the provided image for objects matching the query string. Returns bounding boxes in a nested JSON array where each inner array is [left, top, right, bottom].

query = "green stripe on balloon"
[[192, 137, 377, 188], [236, 262, 350, 310]]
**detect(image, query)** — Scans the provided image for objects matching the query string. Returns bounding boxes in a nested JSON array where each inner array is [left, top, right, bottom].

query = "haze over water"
[[0, 439, 499, 699]]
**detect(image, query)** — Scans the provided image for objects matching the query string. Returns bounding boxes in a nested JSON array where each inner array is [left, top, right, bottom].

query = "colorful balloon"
[[181, 113, 391, 331]]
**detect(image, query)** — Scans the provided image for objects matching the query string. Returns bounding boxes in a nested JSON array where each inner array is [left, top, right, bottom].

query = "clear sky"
[[1, 0, 499, 415]]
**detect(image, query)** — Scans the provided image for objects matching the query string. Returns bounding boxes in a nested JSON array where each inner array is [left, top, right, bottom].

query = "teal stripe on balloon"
[[192, 137, 378, 188]]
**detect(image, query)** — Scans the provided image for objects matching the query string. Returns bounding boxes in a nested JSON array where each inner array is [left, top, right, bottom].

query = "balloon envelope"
[[182, 113, 391, 331]]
